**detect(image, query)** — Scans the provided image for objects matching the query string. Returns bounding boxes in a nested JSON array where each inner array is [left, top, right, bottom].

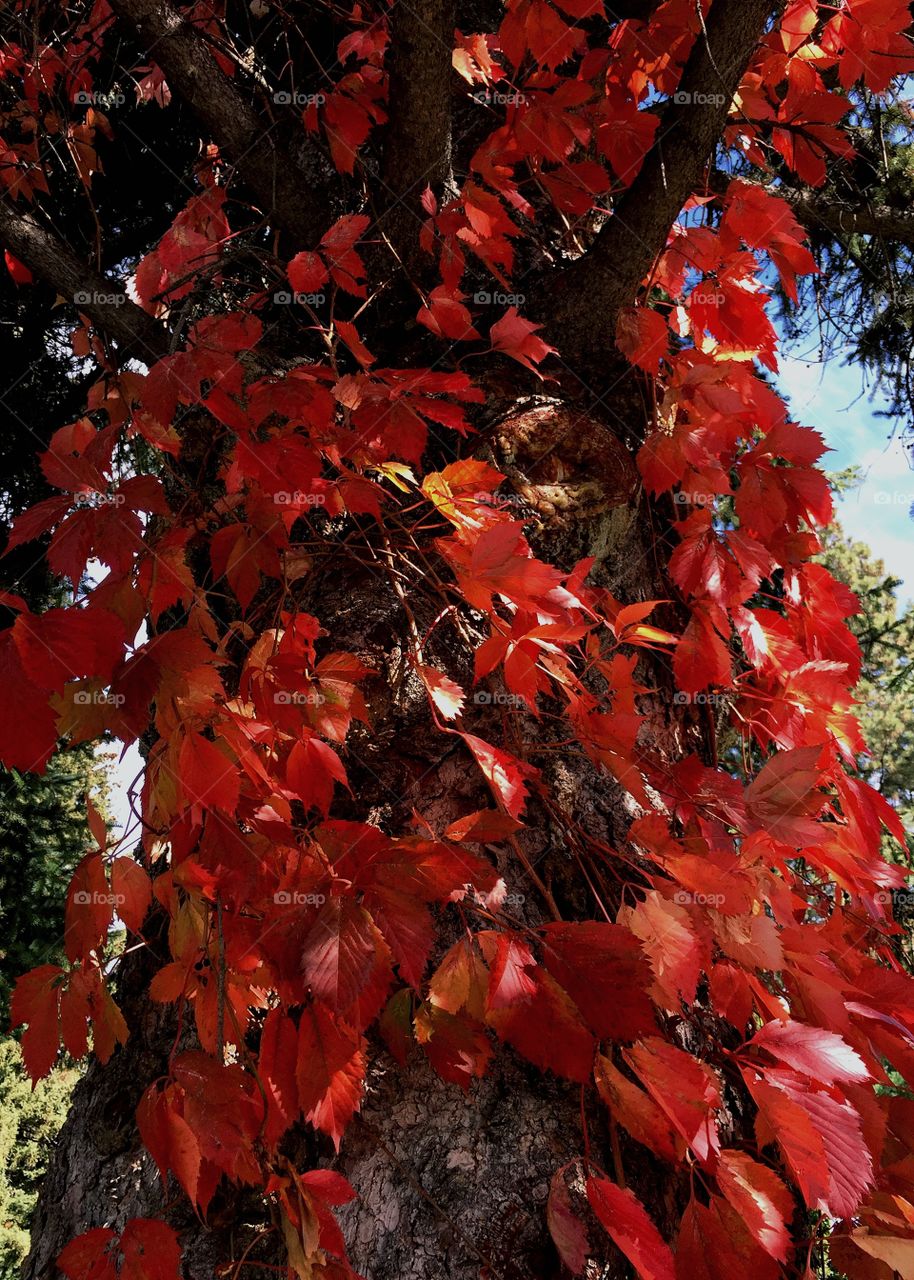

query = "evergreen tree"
[[0, 1038, 75, 1280]]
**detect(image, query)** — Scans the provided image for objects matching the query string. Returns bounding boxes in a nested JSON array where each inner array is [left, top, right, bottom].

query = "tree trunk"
[[25, 385, 695, 1280]]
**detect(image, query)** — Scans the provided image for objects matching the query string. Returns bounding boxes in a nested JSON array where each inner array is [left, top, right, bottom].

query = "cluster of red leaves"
[[3, 1, 914, 1278]]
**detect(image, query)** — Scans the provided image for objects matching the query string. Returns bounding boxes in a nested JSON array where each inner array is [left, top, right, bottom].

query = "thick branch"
[[540, 0, 781, 371], [781, 188, 914, 246], [705, 168, 914, 246], [379, 0, 454, 265], [0, 200, 170, 362], [106, 0, 328, 249]]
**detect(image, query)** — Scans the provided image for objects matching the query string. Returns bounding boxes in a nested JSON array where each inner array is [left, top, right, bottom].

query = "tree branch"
[[706, 168, 914, 246], [0, 200, 170, 363], [779, 189, 914, 247], [539, 0, 782, 371], [106, 0, 328, 250], [379, 0, 454, 266]]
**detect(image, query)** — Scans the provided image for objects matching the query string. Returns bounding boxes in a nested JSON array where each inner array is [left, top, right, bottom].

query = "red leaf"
[[460, 732, 537, 818], [258, 1007, 300, 1147], [57, 1228, 117, 1280], [136, 1084, 201, 1207], [0, 632, 59, 772], [418, 664, 466, 720], [675, 1194, 778, 1280], [4, 250, 33, 285], [539, 921, 655, 1040], [417, 286, 479, 341], [617, 306, 669, 373], [748, 1020, 870, 1086], [119, 1219, 182, 1280], [414, 1003, 492, 1089], [10, 964, 63, 1082], [747, 1070, 873, 1217], [624, 1038, 721, 1166], [547, 1166, 590, 1275], [336, 319, 375, 367], [110, 857, 152, 933], [444, 809, 524, 843], [587, 1175, 676, 1280], [296, 1003, 365, 1148], [286, 734, 349, 816], [65, 852, 114, 962], [485, 932, 537, 1010], [288, 251, 330, 295], [715, 1150, 794, 1263], [594, 1053, 681, 1164], [489, 307, 556, 374], [301, 898, 377, 1011], [745, 747, 825, 847], [486, 965, 594, 1081], [178, 732, 239, 815]]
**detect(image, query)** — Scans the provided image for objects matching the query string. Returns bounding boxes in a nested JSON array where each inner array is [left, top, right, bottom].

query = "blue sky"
[[779, 347, 913, 601]]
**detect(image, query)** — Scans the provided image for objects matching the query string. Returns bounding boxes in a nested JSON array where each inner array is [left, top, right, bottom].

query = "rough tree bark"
[[0, 0, 782, 1276], [25, 421, 695, 1279]]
